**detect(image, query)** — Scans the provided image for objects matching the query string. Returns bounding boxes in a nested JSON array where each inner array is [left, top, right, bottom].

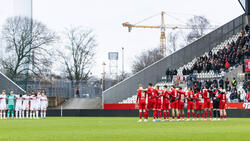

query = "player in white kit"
[[30, 93, 37, 119], [0, 90, 7, 119], [36, 90, 41, 119], [22, 92, 30, 118], [40, 92, 48, 119], [15, 94, 23, 119]]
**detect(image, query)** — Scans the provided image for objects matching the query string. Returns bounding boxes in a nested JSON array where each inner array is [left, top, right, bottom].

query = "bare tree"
[[132, 47, 163, 73], [0, 16, 57, 80], [186, 15, 211, 43], [166, 31, 179, 54], [58, 27, 97, 85]]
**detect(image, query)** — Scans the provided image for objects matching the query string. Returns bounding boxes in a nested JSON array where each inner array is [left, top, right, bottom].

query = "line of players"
[[0, 89, 48, 119], [136, 83, 227, 122]]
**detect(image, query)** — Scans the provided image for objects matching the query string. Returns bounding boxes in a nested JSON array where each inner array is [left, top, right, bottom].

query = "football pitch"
[[0, 117, 250, 141]]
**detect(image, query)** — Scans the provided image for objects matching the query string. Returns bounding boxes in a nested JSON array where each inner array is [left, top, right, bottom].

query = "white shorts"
[[0, 104, 7, 110], [40, 104, 47, 110], [22, 104, 29, 110], [30, 104, 37, 111], [15, 104, 22, 111]]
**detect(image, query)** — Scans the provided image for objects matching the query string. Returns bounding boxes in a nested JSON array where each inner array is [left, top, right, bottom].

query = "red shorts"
[[196, 103, 203, 110], [139, 102, 146, 109], [162, 103, 170, 110], [178, 102, 185, 110], [147, 100, 154, 109], [171, 101, 178, 109], [219, 102, 226, 109], [187, 101, 195, 110], [204, 100, 211, 108], [153, 102, 161, 109]]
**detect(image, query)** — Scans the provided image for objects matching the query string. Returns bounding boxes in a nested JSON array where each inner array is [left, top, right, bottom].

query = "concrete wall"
[[103, 14, 246, 104]]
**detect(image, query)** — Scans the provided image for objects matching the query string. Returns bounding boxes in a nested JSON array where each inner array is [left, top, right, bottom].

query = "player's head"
[[163, 85, 168, 90], [179, 87, 182, 90], [10, 90, 13, 94], [138, 84, 143, 89], [2, 90, 6, 94], [148, 83, 153, 88], [188, 87, 191, 91], [171, 85, 175, 89], [25, 92, 29, 96], [42, 92, 46, 96], [19, 94, 22, 97], [37, 90, 41, 94], [155, 85, 159, 90]]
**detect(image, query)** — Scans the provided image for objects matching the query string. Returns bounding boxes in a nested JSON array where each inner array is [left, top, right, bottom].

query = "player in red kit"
[[200, 86, 212, 121], [186, 88, 196, 121], [170, 85, 179, 121], [216, 89, 227, 120], [195, 91, 204, 120], [136, 84, 147, 122], [246, 92, 250, 102], [161, 85, 171, 121], [177, 87, 186, 121], [152, 85, 161, 122], [145, 83, 154, 120]]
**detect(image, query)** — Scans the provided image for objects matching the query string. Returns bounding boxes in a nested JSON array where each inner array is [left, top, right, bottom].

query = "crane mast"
[[160, 11, 166, 56]]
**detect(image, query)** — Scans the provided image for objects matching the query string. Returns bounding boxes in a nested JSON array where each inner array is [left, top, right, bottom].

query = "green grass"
[[0, 117, 250, 141]]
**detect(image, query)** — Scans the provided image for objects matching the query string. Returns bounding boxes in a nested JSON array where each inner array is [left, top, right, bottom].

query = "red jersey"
[[177, 90, 186, 103], [246, 93, 250, 102], [186, 91, 196, 102], [201, 89, 210, 101], [170, 88, 178, 102], [153, 89, 160, 103], [146, 88, 154, 102], [161, 90, 171, 104], [136, 90, 146, 104], [196, 92, 204, 104], [216, 92, 227, 103]]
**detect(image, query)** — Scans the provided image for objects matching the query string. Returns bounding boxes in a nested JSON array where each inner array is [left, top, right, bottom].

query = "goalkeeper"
[[7, 90, 15, 119]]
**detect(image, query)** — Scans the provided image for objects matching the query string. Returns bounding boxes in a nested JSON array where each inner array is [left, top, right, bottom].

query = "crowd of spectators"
[[182, 29, 250, 75], [165, 68, 177, 82]]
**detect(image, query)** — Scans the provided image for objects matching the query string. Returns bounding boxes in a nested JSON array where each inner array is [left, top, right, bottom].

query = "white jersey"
[[22, 95, 30, 110], [40, 96, 48, 110], [15, 95, 23, 111], [0, 94, 7, 110], [30, 95, 37, 110], [36, 95, 41, 109]]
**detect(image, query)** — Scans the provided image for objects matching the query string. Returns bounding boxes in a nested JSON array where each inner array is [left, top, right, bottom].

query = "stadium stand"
[[0, 71, 25, 94], [103, 14, 247, 107]]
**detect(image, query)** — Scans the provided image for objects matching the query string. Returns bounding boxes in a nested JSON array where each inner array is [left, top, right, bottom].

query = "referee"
[[210, 86, 220, 120]]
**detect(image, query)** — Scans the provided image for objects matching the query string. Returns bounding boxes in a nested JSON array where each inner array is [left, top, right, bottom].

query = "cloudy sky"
[[0, 0, 245, 78]]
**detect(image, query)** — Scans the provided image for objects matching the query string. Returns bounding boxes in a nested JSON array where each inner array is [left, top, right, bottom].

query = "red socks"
[[182, 114, 184, 119], [197, 114, 199, 118], [163, 112, 166, 119], [187, 112, 190, 118], [204, 111, 207, 119], [220, 115, 223, 119], [172, 116, 175, 119], [167, 112, 169, 119], [224, 115, 227, 119], [177, 115, 180, 119], [144, 111, 147, 119], [209, 110, 212, 118], [192, 112, 195, 118], [139, 112, 142, 119], [158, 111, 161, 119]]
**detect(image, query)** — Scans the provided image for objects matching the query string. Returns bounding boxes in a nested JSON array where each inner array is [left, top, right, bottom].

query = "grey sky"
[[0, 0, 244, 78]]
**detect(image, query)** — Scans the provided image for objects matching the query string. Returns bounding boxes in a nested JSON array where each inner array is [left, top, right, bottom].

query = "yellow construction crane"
[[122, 11, 217, 57]]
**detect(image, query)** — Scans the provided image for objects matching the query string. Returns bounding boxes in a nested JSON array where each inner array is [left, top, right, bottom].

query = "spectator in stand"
[[219, 78, 224, 89], [166, 68, 170, 82], [213, 78, 218, 88], [245, 24, 249, 33], [225, 78, 230, 91], [76, 88, 80, 98], [232, 77, 237, 89], [243, 80, 248, 93]]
